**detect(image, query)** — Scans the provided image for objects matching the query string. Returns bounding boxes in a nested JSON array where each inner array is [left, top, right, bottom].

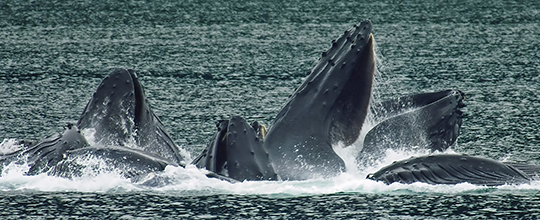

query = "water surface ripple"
[[1, 0, 540, 218]]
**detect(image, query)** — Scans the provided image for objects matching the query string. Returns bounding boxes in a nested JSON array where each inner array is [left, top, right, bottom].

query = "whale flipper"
[[367, 154, 532, 186], [263, 20, 375, 180], [77, 69, 183, 164], [357, 90, 465, 167], [193, 116, 277, 181]]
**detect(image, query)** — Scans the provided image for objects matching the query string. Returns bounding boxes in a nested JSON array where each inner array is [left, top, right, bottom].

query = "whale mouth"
[[326, 30, 375, 146], [354, 89, 465, 169], [77, 68, 183, 164], [258, 20, 376, 180]]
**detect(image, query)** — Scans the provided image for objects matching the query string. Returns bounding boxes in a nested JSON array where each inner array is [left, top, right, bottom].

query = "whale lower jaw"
[[367, 154, 536, 186]]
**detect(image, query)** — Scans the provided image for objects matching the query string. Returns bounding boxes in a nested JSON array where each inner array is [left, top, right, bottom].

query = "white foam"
[[0, 138, 24, 154], [1, 157, 539, 195], [2, 134, 539, 195], [80, 128, 97, 145]]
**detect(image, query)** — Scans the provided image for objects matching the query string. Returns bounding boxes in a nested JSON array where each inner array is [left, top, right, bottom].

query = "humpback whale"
[[262, 21, 375, 180], [0, 69, 181, 179], [3, 20, 527, 187], [77, 69, 184, 165], [191, 20, 379, 180]]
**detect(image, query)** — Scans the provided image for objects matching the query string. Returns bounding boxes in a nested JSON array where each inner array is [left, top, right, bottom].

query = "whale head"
[[77, 69, 183, 164], [263, 20, 376, 180]]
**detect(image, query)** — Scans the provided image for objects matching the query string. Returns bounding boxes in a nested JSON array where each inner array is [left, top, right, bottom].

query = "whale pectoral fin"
[[358, 90, 465, 167], [77, 68, 183, 164], [25, 124, 89, 175], [192, 117, 277, 181], [367, 154, 531, 186], [226, 116, 277, 181], [263, 21, 375, 180]]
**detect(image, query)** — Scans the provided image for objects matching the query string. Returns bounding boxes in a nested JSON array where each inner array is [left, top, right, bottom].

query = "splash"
[[0, 139, 24, 154], [0, 136, 533, 196], [1, 124, 538, 196]]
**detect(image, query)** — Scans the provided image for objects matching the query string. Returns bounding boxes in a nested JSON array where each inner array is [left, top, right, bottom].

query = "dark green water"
[[1, 0, 540, 219]]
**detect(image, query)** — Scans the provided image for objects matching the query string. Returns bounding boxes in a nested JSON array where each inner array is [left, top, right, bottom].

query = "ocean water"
[[1, 0, 540, 219]]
